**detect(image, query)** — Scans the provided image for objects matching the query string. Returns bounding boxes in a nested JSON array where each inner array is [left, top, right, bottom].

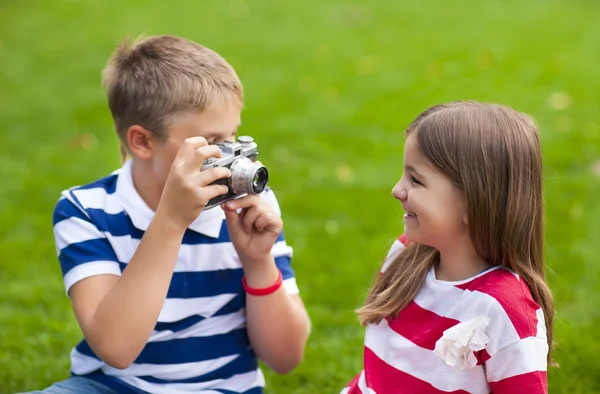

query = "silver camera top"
[[201, 136, 259, 169]]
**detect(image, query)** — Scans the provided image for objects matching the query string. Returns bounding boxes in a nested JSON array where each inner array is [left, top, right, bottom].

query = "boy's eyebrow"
[[204, 124, 241, 137]]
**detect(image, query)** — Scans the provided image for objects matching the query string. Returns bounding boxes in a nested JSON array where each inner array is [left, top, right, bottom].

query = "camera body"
[[200, 136, 269, 210]]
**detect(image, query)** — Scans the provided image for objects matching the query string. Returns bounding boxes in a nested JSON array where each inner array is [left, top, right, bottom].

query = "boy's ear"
[[126, 125, 155, 160]]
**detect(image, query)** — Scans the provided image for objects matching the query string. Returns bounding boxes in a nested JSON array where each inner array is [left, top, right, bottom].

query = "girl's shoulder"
[[461, 267, 538, 310], [461, 268, 544, 346], [380, 234, 411, 273]]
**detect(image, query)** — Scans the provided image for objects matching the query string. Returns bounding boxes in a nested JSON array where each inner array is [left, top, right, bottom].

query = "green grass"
[[1, 0, 600, 392]]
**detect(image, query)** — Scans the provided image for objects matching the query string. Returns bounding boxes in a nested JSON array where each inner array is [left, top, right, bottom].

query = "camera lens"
[[252, 167, 268, 194], [229, 158, 269, 195]]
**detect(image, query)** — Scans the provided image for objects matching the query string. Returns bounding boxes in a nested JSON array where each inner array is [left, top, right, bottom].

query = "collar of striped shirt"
[[116, 160, 226, 238]]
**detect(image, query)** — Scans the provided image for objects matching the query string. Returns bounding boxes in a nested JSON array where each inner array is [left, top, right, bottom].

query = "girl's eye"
[[411, 176, 422, 186]]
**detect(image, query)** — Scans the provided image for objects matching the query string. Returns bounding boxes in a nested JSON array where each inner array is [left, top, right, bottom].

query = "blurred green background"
[[1, 0, 599, 393]]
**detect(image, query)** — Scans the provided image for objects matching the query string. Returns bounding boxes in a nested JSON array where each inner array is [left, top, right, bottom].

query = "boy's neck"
[[435, 238, 490, 282], [131, 160, 162, 212]]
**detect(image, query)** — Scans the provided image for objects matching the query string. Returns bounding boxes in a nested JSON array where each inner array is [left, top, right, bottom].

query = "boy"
[[30, 35, 310, 394]]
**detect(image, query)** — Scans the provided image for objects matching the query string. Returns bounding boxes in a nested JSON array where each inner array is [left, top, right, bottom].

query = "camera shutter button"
[[238, 136, 254, 144]]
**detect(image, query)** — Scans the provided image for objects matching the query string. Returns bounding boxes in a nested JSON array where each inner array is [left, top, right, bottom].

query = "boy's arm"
[[61, 137, 230, 369], [69, 210, 186, 369], [223, 194, 311, 374], [243, 262, 310, 374]]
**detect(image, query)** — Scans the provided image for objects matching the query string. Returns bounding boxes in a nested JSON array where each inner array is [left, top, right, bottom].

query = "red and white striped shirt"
[[343, 235, 548, 394]]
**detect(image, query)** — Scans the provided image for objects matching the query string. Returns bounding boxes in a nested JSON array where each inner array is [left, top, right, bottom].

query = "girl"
[[343, 101, 554, 394]]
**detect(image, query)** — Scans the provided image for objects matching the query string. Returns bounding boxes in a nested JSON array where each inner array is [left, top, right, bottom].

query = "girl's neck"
[[435, 241, 491, 282]]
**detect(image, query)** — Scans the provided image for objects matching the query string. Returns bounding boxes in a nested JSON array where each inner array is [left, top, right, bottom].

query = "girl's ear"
[[463, 212, 469, 225]]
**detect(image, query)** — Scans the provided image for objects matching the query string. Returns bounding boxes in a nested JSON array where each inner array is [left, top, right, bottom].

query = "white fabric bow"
[[433, 316, 489, 370]]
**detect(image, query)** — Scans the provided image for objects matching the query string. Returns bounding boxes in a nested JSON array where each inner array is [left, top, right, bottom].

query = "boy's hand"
[[157, 137, 231, 230], [223, 195, 282, 267]]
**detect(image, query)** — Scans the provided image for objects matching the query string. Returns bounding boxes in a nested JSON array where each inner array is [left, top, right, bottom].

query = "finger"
[[236, 206, 248, 231], [193, 145, 224, 169], [171, 137, 209, 170], [224, 194, 261, 211], [176, 137, 209, 159], [242, 205, 265, 234], [223, 200, 241, 212], [254, 212, 282, 233], [183, 136, 209, 149], [223, 204, 243, 232], [202, 184, 230, 202], [197, 167, 231, 187]]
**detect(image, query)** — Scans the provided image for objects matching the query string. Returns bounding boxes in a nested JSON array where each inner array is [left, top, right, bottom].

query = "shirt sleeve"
[[53, 194, 122, 295], [485, 336, 549, 393], [380, 234, 410, 273], [260, 187, 298, 295]]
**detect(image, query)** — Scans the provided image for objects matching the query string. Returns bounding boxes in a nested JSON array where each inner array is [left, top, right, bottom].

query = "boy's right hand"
[[156, 137, 231, 230]]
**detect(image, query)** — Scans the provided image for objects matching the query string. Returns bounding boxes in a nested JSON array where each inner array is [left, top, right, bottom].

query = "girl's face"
[[392, 135, 468, 250]]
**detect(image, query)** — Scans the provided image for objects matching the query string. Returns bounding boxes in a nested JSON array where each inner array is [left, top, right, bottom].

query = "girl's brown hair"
[[356, 101, 554, 363]]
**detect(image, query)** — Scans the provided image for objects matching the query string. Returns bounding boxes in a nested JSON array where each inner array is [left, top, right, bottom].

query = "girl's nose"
[[392, 181, 407, 202]]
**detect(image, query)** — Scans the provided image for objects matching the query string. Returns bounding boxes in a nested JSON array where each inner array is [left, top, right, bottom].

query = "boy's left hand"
[[223, 195, 282, 266]]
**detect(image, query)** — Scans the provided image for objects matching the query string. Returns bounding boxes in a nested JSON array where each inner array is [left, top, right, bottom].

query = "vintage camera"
[[200, 136, 269, 210]]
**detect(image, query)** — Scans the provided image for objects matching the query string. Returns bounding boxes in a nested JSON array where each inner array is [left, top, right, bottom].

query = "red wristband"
[[242, 269, 283, 296]]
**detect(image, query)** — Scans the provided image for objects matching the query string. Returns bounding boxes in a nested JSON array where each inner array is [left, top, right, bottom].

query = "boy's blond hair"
[[102, 35, 243, 157]]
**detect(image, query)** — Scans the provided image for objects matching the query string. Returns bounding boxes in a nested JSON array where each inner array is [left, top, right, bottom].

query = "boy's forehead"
[[171, 103, 242, 127], [168, 119, 240, 139]]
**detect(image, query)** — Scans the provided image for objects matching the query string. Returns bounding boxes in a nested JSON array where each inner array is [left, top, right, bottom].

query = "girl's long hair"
[[356, 101, 554, 363]]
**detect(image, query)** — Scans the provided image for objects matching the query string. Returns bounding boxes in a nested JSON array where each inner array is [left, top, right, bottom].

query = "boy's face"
[[150, 96, 242, 193]]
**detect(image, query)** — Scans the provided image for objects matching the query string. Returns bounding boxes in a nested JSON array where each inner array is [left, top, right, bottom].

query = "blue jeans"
[[18, 377, 117, 394]]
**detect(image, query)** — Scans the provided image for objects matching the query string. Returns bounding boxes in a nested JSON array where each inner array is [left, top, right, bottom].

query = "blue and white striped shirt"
[[52, 160, 298, 394]]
